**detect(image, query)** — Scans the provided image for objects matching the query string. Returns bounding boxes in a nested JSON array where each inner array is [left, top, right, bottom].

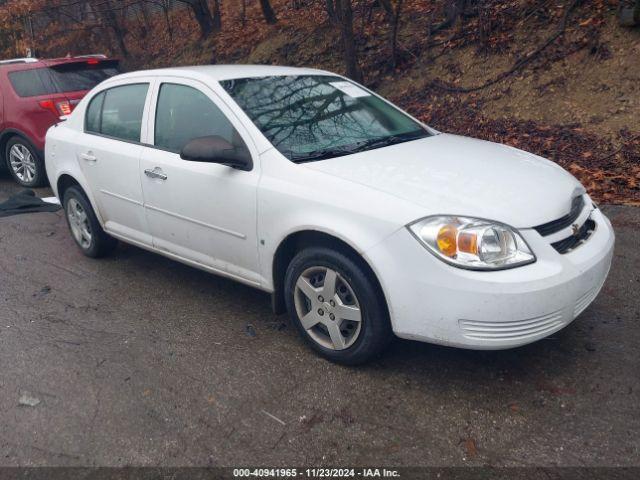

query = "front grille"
[[533, 195, 585, 236], [550, 219, 595, 254]]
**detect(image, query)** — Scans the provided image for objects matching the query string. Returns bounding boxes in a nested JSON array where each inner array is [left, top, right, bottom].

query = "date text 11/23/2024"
[[233, 468, 401, 478]]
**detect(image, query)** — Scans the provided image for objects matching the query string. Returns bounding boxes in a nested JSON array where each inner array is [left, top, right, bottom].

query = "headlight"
[[408, 216, 536, 270]]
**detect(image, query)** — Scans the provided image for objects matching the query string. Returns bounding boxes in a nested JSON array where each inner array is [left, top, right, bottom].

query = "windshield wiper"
[[353, 130, 428, 152], [290, 130, 429, 163], [290, 146, 355, 163]]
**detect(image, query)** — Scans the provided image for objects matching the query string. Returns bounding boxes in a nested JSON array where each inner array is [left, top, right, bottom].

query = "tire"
[[5, 136, 48, 187], [284, 246, 392, 365], [63, 186, 117, 258]]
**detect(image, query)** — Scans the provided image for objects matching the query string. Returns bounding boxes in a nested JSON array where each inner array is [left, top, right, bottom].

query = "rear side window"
[[85, 83, 148, 143], [85, 91, 105, 134], [8, 69, 54, 97], [154, 83, 243, 153]]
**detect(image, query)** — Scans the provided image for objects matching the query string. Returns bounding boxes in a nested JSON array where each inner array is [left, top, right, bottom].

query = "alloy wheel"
[[9, 144, 37, 184], [294, 266, 362, 350], [66, 198, 93, 250]]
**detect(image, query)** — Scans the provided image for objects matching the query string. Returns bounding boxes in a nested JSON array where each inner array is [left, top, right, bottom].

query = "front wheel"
[[284, 247, 392, 365]]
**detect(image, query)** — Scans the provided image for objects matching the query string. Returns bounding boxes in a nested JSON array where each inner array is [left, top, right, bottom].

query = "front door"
[[140, 79, 261, 285], [77, 81, 152, 246]]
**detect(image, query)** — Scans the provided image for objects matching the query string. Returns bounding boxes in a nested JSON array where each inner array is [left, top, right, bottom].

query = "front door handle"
[[144, 167, 167, 180], [80, 152, 97, 163]]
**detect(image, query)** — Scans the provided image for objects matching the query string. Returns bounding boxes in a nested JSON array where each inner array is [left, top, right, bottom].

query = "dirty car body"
[[45, 65, 615, 364]]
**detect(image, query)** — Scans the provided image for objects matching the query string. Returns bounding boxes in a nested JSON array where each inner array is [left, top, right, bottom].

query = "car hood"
[[303, 133, 585, 228]]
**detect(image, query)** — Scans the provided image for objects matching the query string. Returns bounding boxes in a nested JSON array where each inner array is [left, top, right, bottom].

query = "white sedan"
[[45, 65, 614, 364]]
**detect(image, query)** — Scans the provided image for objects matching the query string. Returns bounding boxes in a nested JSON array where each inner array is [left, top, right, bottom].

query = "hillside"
[[4, 0, 639, 204], [136, 0, 640, 205]]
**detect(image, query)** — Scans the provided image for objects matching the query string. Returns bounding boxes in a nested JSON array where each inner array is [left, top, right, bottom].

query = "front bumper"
[[364, 208, 615, 349]]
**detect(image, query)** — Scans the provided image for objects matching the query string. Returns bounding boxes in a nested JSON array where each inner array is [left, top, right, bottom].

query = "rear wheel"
[[63, 186, 117, 258], [5, 137, 47, 187], [284, 247, 392, 365]]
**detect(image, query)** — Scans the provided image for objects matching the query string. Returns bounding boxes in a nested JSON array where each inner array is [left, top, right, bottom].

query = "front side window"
[[221, 75, 430, 162], [154, 83, 246, 153], [85, 83, 149, 142]]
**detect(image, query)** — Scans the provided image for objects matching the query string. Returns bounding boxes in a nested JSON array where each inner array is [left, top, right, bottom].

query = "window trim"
[[83, 82, 151, 144]]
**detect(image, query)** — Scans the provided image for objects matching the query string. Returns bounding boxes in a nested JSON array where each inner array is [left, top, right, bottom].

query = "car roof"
[[112, 64, 338, 83]]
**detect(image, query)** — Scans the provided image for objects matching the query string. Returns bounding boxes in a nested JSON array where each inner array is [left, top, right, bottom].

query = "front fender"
[[257, 150, 423, 291]]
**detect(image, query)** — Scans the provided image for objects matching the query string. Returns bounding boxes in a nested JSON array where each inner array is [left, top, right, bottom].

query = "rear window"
[[48, 61, 119, 92], [8, 61, 119, 98]]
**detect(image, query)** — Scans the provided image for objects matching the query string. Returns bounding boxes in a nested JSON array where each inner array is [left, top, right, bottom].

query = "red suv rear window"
[[8, 60, 119, 98]]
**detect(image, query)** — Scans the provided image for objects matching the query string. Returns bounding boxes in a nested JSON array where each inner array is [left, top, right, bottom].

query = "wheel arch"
[[0, 128, 40, 161], [57, 174, 81, 201], [54, 172, 106, 226], [270, 229, 388, 316]]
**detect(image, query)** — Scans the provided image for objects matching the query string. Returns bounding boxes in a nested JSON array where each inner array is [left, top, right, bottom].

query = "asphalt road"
[[0, 171, 639, 468]]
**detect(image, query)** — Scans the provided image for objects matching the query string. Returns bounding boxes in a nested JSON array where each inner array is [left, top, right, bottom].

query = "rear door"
[[75, 79, 154, 246], [139, 78, 261, 285]]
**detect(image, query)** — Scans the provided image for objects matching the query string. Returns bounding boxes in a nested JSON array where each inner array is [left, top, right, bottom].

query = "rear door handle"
[[144, 167, 167, 180], [80, 152, 97, 163]]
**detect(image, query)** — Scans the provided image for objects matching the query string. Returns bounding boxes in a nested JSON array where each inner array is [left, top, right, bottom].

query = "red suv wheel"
[[5, 136, 47, 187]]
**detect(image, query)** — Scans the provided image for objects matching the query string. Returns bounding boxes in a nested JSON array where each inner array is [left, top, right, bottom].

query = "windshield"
[[220, 75, 430, 163]]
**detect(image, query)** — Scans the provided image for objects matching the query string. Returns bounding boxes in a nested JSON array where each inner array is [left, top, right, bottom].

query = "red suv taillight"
[[38, 99, 73, 117]]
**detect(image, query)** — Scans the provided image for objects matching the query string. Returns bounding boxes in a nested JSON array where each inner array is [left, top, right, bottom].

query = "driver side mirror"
[[180, 135, 253, 171]]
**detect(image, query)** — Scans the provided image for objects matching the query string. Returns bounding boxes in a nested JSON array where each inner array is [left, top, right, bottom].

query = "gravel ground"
[[0, 172, 639, 468]]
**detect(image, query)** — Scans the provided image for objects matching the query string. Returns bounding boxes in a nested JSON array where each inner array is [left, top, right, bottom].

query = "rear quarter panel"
[[45, 121, 105, 225]]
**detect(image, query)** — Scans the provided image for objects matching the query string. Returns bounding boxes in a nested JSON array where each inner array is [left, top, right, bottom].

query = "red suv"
[[0, 55, 119, 187]]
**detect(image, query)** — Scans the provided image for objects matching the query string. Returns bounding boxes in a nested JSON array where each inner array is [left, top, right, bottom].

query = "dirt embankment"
[[141, 0, 639, 204]]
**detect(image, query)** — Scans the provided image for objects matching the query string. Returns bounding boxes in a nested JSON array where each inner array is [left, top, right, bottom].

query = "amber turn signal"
[[458, 231, 478, 255], [436, 224, 458, 257]]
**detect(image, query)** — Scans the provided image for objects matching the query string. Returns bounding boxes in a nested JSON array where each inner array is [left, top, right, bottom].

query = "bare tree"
[[618, 0, 640, 26], [335, 0, 363, 82], [95, 0, 130, 57], [378, 0, 393, 17], [259, 0, 278, 24], [136, 1, 152, 39], [239, 0, 247, 26], [212, 0, 222, 31], [390, 0, 403, 68], [175, 0, 216, 38], [325, 0, 337, 22], [153, 0, 174, 40]]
